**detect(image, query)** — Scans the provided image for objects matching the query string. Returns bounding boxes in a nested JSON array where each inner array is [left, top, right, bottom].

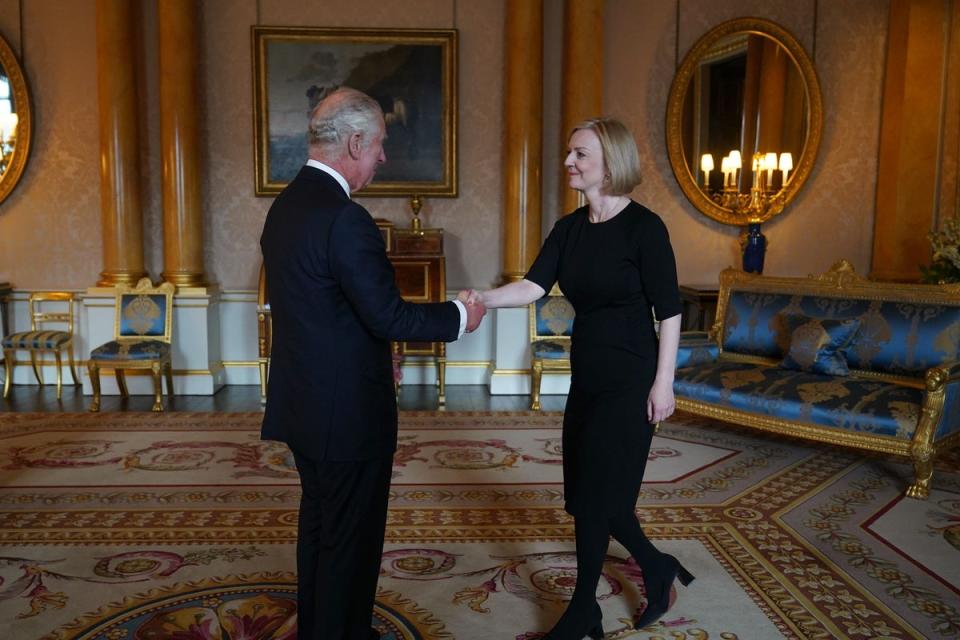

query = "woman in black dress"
[[464, 117, 693, 639]]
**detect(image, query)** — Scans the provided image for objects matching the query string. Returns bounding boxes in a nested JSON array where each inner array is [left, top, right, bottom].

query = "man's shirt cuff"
[[452, 299, 467, 339]]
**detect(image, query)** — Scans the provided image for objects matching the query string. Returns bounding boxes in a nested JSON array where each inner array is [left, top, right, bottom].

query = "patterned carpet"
[[0, 411, 957, 639]]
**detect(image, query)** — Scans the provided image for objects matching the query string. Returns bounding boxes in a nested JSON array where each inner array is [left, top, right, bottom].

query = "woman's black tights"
[[547, 512, 666, 637]]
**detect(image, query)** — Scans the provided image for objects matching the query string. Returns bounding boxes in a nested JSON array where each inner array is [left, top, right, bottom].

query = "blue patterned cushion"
[[676, 332, 719, 368], [119, 294, 167, 337], [674, 362, 923, 439], [779, 314, 861, 376], [90, 340, 169, 361], [2, 331, 71, 350], [721, 291, 960, 377], [534, 296, 574, 337], [532, 339, 570, 360]]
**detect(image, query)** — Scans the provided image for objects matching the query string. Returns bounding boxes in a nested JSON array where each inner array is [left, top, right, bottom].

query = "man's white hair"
[[308, 87, 383, 155]]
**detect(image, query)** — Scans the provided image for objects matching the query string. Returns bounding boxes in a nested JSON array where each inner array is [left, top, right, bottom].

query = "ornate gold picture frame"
[[252, 26, 458, 197]]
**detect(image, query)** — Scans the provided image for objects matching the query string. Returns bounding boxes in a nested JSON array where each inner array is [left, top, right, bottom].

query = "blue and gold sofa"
[[674, 261, 960, 499]]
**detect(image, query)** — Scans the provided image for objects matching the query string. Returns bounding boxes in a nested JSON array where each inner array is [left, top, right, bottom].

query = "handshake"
[[457, 289, 486, 333]]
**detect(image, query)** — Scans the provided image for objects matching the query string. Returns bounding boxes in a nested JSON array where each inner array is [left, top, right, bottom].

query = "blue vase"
[[742, 223, 766, 273]]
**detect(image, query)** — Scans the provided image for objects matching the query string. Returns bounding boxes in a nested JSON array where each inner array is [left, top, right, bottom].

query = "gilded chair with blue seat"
[[529, 287, 574, 410], [2, 292, 80, 399], [88, 278, 175, 412]]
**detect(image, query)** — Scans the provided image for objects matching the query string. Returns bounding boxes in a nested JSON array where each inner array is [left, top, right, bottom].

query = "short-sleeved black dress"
[[525, 201, 682, 517]]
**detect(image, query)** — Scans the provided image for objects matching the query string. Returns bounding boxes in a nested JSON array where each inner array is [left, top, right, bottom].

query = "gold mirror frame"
[[0, 32, 31, 207], [666, 18, 822, 225]]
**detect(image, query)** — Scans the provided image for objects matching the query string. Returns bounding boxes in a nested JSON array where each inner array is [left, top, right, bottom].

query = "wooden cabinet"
[[377, 220, 448, 406]]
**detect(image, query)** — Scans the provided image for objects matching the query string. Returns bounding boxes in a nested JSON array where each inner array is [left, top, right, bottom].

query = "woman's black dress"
[[525, 201, 682, 517]]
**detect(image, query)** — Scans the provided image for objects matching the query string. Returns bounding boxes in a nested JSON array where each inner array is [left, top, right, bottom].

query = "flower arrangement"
[[920, 216, 960, 284]]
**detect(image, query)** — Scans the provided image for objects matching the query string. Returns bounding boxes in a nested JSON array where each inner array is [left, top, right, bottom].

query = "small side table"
[[679, 284, 719, 332]]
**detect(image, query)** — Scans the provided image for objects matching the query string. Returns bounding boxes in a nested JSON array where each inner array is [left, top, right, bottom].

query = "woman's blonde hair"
[[570, 117, 642, 195]]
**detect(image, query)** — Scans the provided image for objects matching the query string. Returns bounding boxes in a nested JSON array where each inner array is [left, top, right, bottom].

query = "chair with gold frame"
[[88, 278, 176, 412], [257, 262, 272, 405], [528, 287, 574, 411], [2, 292, 80, 399]]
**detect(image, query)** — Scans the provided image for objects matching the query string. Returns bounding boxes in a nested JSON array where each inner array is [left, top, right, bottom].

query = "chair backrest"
[[114, 278, 176, 343], [28, 292, 75, 334], [529, 286, 575, 343]]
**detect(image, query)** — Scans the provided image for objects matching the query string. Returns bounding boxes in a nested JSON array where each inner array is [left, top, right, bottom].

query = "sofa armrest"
[[924, 361, 960, 443], [676, 331, 719, 369]]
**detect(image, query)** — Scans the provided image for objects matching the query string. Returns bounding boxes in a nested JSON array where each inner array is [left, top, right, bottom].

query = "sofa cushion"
[[779, 315, 861, 376], [721, 290, 960, 377], [674, 362, 923, 439]]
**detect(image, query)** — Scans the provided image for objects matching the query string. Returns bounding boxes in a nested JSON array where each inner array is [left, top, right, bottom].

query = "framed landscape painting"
[[252, 26, 458, 197]]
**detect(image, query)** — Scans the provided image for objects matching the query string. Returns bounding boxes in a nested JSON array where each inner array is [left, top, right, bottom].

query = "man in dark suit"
[[260, 87, 485, 640]]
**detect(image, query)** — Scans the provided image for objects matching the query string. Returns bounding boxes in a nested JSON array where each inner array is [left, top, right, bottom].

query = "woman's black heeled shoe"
[[633, 555, 695, 630], [541, 601, 604, 639]]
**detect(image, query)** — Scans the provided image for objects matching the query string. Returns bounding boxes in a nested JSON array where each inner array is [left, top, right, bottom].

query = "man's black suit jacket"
[[260, 166, 459, 461]]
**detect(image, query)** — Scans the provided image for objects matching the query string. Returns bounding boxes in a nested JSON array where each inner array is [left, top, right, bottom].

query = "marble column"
[[95, 0, 146, 287], [559, 0, 603, 216], [158, 0, 206, 287], [500, 0, 543, 283]]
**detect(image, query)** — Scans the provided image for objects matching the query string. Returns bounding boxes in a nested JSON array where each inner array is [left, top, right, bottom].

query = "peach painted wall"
[[0, 0, 890, 292]]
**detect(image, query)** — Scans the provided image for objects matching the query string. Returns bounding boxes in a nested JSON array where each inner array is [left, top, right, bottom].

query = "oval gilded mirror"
[[0, 31, 31, 207], [666, 18, 822, 225]]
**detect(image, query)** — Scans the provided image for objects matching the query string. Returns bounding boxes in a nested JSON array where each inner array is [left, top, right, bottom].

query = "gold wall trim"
[[222, 361, 259, 368]]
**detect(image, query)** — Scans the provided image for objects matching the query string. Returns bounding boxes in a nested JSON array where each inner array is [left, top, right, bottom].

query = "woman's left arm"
[[647, 313, 681, 424]]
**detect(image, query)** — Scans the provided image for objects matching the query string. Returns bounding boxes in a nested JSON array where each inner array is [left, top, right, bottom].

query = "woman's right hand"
[[457, 289, 484, 305]]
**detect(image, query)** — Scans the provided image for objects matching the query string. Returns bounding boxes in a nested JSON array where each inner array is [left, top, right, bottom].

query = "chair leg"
[[29, 350, 43, 385], [150, 362, 163, 412], [54, 350, 64, 400], [437, 356, 446, 407], [67, 345, 81, 387], [164, 362, 174, 400], [258, 359, 268, 405], [115, 370, 129, 397], [530, 360, 543, 411], [88, 361, 101, 412], [2, 348, 13, 399]]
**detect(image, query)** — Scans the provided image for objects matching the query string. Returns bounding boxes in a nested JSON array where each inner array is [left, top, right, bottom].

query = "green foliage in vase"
[[920, 216, 960, 284]]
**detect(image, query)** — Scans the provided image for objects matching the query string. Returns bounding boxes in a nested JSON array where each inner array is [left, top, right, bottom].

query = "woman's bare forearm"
[[475, 279, 545, 309]]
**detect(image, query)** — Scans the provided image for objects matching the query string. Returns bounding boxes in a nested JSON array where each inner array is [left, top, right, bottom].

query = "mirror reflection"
[[685, 33, 807, 200], [666, 19, 822, 225], [0, 68, 20, 178], [0, 30, 30, 208]]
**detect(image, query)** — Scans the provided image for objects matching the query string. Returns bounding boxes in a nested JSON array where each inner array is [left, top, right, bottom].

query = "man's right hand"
[[465, 300, 486, 333]]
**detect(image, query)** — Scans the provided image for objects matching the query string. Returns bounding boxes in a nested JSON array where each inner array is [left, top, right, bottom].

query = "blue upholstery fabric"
[[721, 290, 960, 377], [532, 338, 570, 360], [674, 362, 923, 439], [119, 294, 167, 337], [937, 381, 960, 441], [2, 330, 71, 349], [534, 296, 574, 337], [90, 340, 169, 361], [779, 314, 861, 376], [676, 332, 719, 369]]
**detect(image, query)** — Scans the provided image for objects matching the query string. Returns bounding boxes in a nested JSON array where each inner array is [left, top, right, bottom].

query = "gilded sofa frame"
[[679, 260, 960, 499]]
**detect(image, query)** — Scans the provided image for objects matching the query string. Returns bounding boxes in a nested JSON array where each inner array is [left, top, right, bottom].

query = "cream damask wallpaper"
[[0, 0, 890, 291]]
